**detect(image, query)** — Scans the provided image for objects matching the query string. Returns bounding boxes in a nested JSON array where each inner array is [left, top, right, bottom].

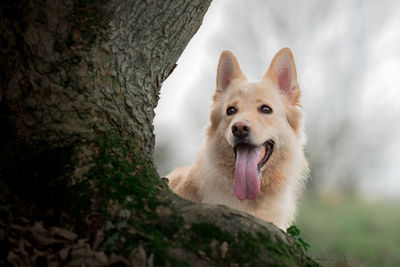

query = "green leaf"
[[297, 237, 310, 252], [286, 225, 300, 237]]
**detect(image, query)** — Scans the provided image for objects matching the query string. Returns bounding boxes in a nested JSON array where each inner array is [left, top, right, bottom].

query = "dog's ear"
[[264, 48, 300, 105], [216, 50, 246, 93]]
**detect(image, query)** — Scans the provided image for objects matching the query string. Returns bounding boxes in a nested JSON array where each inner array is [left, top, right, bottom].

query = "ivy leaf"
[[286, 225, 300, 237], [298, 237, 310, 252], [286, 225, 310, 253]]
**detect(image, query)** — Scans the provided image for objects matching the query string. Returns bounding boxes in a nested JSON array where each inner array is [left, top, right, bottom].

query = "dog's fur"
[[167, 48, 308, 230]]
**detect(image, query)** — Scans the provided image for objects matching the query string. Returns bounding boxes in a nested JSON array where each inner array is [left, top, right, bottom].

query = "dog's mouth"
[[234, 140, 274, 173], [233, 140, 274, 201]]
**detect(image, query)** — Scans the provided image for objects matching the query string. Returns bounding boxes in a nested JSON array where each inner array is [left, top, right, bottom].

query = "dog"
[[167, 48, 308, 230]]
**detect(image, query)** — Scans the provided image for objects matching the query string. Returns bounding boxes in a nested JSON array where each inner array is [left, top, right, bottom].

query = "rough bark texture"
[[0, 0, 319, 266]]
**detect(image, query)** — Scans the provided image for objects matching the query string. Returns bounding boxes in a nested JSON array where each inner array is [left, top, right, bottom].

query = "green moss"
[[182, 221, 317, 266], [88, 131, 159, 208], [186, 222, 233, 257], [83, 130, 178, 265]]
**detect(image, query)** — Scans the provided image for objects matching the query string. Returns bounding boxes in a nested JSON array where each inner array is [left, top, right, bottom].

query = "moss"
[[185, 222, 233, 258], [189, 222, 234, 243], [83, 130, 178, 264], [179, 221, 317, 266], [87, 131, 159, 209]]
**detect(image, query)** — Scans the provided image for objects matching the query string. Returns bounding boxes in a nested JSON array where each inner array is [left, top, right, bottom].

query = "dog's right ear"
[[216, 51, 246, 93]]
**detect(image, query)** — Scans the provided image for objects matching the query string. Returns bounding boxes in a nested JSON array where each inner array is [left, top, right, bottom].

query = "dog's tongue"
[[234, 144, 263, 200]]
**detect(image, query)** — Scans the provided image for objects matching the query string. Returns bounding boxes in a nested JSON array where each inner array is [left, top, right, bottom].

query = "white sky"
[[154, 0, 400, 200]]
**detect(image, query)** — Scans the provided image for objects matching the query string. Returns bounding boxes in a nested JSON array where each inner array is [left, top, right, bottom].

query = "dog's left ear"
[[264, 48, 300, 105]]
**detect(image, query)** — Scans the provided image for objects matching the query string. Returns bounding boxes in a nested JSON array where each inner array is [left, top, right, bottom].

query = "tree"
[[0, 0, 318, 265]]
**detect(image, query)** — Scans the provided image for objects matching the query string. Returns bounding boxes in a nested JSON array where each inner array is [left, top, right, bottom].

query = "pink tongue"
[[234, 145, 263, 200]]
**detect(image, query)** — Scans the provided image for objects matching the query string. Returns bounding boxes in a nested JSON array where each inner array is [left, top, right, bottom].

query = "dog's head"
[[208, 48, 304, 200]]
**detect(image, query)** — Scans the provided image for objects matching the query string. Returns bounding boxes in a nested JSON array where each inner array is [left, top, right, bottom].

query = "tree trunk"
[[0, 0, 318, 265]]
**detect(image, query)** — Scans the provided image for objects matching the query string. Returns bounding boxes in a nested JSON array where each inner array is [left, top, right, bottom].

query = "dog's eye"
[[226, 106, 237, 116], [259, 104, 273, 114]]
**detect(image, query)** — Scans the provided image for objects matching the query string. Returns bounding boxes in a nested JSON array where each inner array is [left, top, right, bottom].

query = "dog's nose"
[[232, 121, 251, 138]]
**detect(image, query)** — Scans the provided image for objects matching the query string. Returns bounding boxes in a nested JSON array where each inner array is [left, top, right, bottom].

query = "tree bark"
[[0, 0, 318, 265]]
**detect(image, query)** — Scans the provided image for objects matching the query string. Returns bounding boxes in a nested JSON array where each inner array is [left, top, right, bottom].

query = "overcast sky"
[[154, 0, 400, 200]]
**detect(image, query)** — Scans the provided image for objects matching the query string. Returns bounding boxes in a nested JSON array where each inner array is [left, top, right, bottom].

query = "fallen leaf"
[[31, 232, 61, 246], [10, 224, 26, 232], [220, 241, 228, 259], [18, 239, 28, 257], [70, 247, 86, 258], [94, 251, 108, 265], [31, 221, 47, 234], [7, 251, 21, 266], [109, 253, 128, 266], [147, 253, 154, 267], [59, 246, 71, 261], [129, 246, 146, 267], [92, 229, 104, 251], [50, 227, 78, 241]]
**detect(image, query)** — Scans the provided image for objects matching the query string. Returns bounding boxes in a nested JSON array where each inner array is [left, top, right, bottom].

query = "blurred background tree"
[[155, 0, 400, 265]]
